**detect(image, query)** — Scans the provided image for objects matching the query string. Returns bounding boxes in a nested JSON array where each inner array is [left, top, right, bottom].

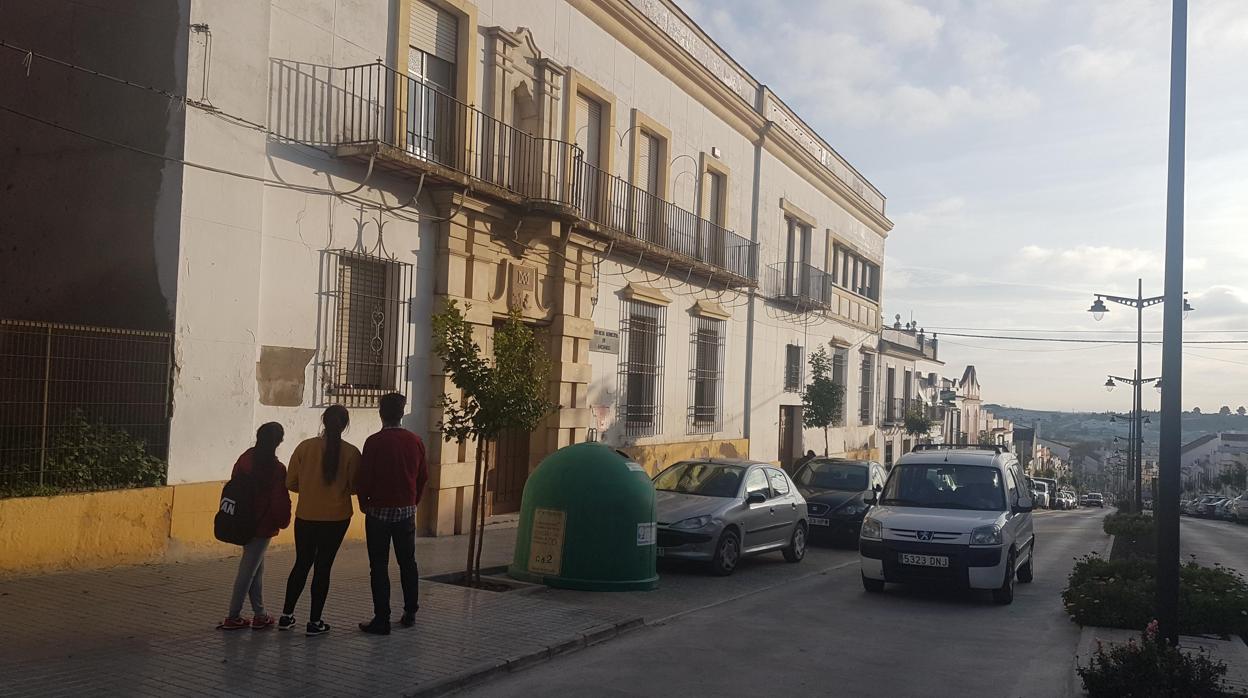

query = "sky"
[[682, 0, 1248, 413]]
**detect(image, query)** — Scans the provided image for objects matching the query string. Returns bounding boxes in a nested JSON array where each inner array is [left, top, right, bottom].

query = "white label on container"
[[637, 522, 656, 546], [529, 508, 566, 575]]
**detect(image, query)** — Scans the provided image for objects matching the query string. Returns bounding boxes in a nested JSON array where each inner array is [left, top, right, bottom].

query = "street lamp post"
[[1158, 0, 1188, 647], [1106, 374, 1161, 511]]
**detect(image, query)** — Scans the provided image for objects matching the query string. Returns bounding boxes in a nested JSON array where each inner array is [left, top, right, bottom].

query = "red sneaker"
[[251, 614, 276, 630], [218, 617, 249, 631]]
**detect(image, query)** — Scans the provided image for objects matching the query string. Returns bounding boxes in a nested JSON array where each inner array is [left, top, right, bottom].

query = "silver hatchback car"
[[653, 459, 808, 575]]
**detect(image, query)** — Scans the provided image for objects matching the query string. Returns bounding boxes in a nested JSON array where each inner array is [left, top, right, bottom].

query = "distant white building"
[[877, 317, 943, 467]]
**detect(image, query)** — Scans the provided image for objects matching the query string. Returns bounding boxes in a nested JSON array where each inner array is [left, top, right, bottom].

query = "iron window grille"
[[618, 299, 666, 438], [784, 344, 804, 393], [316, 249, 414, 408], [688, 317, 725, 434], [859, 352, 875, 424], [831, 347, 848, 426]]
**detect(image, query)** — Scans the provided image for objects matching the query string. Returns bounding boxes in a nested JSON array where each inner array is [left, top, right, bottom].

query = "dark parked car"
[[1085, 492, 1105, 508], [792, 458, 886, 544]]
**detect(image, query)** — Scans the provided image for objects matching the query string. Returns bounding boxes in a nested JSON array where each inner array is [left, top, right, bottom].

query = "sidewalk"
[[0, 527, 639, 697]]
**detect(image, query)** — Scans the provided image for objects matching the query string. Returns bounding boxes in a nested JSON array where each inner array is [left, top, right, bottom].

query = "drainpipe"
[[743, 90, 774, 448]]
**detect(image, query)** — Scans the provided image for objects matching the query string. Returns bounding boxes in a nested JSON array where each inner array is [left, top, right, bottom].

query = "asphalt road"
[[1181, 513, 1248, 573], [463, 508, 1112, 698]]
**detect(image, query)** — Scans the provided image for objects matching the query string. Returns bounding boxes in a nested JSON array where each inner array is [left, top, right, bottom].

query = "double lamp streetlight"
[[1088, 279, 1192, 512]]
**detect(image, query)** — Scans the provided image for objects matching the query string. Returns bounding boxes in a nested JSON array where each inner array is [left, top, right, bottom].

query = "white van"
[[859, 445, 1036, 604]]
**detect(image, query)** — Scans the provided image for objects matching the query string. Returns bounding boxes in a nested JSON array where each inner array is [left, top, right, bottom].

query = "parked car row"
[[1181, 493, 1248, 523]]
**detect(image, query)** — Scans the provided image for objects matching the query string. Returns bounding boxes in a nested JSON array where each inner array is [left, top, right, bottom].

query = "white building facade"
[[2, 0, 892, 536]]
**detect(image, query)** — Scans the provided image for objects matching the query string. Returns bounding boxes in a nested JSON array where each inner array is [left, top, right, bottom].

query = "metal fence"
[[0, 320, 172, 496], [576, 159, 757, 280], [766, 262, 832, 309]]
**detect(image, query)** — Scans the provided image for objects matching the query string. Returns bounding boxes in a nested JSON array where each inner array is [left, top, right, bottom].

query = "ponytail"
[[321, 405, 349, 485]]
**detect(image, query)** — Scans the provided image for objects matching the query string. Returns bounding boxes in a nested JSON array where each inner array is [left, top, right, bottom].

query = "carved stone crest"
[[508, 263, 537, 311]]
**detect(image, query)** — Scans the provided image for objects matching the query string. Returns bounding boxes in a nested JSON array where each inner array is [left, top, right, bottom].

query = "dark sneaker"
[[358, 619, 391, 635], [399, 611, 416, 628], [218, 617, 249, 631], [278, 614, 297, 631], [306, 620, 330, 636], [251, 614, 276, 630]]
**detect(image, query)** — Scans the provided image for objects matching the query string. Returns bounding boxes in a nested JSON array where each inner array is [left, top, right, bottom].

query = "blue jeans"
[[228, 537, 270, 618]]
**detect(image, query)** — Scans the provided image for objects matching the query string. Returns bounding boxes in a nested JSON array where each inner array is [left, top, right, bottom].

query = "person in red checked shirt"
[[355, 392, 428, 635]]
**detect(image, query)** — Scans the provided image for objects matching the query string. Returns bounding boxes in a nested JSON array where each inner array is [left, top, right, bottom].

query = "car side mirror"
[[865, 493, 878, 506], [746, 491, 767, 505]]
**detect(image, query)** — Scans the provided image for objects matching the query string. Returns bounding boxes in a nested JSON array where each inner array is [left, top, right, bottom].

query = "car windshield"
[[880, 463, 1006, 511], [653, 462, 745, 498], [794, 461, 868, 491]]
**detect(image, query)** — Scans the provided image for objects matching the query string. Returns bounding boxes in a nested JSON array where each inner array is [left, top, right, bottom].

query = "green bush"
[[1063, 555, 1248, 637], [0, 412, 166, 498], [1078, 621, 1229, 697]]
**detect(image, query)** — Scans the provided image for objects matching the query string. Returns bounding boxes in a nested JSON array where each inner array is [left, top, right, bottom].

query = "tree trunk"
[[465, 436, 485, 583], [474, 440, 490, 585], [824, 427, 829, 457]]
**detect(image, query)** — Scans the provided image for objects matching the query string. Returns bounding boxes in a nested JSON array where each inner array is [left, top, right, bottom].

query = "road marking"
[[648, 558, 859, 627]]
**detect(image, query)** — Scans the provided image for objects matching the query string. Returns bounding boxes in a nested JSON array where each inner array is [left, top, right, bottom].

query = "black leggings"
[[282, 518, 350, 622]]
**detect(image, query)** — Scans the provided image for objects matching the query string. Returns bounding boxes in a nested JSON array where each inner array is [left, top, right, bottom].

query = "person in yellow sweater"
[[278, 405, 360, 635]]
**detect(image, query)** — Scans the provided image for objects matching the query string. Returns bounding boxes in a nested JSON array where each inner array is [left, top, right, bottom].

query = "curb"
[[408, 616, 645, 697]]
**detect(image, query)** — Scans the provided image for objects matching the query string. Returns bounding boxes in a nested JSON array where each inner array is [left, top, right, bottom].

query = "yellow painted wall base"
[[0, 483, 369, 576], [621, 438, 750, 476]]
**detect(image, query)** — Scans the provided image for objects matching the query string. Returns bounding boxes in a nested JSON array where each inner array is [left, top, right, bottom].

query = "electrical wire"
[[932, 331, 1248, 345]]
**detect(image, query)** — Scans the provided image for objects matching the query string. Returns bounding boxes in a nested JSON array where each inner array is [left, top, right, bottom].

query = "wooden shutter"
[[638, 132, 660, 194], [410, 1, 458, 64], [575, 94, 602, 168], [706, 171, 724, 226]]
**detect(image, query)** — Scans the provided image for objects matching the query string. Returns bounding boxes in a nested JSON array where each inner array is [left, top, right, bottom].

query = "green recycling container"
[[509, 442, 658, 591]]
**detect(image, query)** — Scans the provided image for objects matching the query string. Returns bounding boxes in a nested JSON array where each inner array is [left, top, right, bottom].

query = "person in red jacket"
[[218, 422, 292, 630], [356, 392, 428, 635]]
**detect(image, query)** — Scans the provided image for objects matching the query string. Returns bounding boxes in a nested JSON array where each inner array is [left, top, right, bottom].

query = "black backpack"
[[214, 471, 257, 545]]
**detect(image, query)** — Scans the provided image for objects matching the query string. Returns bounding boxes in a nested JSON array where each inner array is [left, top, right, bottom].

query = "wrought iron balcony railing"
[[765, 262, 832, 309], [574, 160, 757, 283]]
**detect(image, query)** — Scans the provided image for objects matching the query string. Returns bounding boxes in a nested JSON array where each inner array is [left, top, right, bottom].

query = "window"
[[317, 250, 414, 407], [831, 347, 847, 425], [688, 317, 725, 433], [619, 299, 666, 437], [784, 216, 813, 297], [784, 344, 803, 392], [766, 468, 791, 496], [831, 245, 880, 301], [859, 352, 874, 423], [406, 1, 458, 161], [745, 468, 770, 499], [881, 463, 1006, 512]]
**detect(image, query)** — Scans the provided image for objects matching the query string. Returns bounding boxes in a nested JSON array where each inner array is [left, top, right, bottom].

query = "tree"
[[1219, 406, 1232, 416], [432, 301, 556, 585], [1220, 462, 1248, 491], [1237, 406, 1246, 417], [904, 402, 934, 439], [1192, 407, 1202, 415], [801, 345, 845, 457], [977, 430, 994, 445]]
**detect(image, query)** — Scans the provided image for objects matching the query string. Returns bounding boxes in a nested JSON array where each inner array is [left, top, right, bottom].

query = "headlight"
[[860, 517, 882, 540], [670, 515, 713, 530], [837, 499, 868, 517], [970, 525, 1002, 546]]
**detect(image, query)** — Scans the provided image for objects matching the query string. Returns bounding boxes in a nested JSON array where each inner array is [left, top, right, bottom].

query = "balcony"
[[270, 60, 757, 287], [574, 160, 757, 286], [271, 60, 582, 214], [765, 262, 832, 310], [882, 397, 907, 425]]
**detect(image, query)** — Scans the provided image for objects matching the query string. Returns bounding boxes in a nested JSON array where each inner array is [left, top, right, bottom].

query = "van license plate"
[[900, 553, 948, 568]]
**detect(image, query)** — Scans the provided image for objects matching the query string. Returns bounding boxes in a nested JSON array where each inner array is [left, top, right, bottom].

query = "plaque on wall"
[[591, 328, 620, 354]]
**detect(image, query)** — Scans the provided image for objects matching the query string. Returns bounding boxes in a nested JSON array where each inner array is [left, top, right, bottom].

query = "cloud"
[[869, 0, 945, 49], [1057, 44, 1136, 83]]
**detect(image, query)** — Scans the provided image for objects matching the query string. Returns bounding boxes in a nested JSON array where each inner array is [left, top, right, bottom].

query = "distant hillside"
[[985, 405, 1248, 448]]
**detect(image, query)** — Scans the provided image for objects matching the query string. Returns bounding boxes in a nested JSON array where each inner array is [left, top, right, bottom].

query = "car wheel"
[[783, 522, 807, 563], [1017, 544, 1034, 584], [992, 551, 1016, 605], [862, 573, 885, 593], [710, 529, 741, 576]]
